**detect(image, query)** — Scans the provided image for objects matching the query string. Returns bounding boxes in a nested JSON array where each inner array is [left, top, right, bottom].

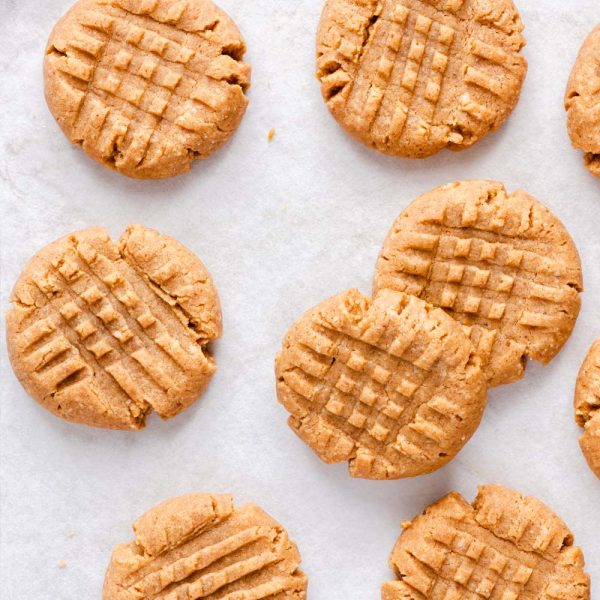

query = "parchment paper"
[[1, 1, 599, 597]]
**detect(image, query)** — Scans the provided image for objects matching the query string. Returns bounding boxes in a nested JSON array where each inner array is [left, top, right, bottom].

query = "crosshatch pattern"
[[103, 494, 308, 600], [44, 0, 251, 178], [374, 181, 583, 387], [6, 225, 221, 430], [574, 340, 600, 477], [382, 486, 591, 599], [317, 0, 527, 157], [276, 288, 487, 480]]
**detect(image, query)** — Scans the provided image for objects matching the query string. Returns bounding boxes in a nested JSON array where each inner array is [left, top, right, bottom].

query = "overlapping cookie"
[[374, 180, 583, 386], [6, 225, 221, 430], [316, 0, 527, 157], [574, 340, 600, 479], [103, 494, 308, 599], [44, 0, 251, 178], [383, 485, 591, 599], [276, 288, 487, 480]]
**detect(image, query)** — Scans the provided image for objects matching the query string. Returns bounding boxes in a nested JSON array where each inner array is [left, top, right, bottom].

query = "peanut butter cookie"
[[6, 225, 221, 430], [275, 288, 487, 480], [44, 0, 251, 179], [374, 180, 583, 387], [103, 494, 308, 599], [316, 0, 527, 158], [383, 485, 591, 599], [565, 25, 600, 178], [574, 340, 600, 479]]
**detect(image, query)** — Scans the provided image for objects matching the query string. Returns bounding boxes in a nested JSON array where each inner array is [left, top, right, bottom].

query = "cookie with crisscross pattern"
[[103, 494, 308, 599], [374, 180, 583, 387], [317, 0, 527, 158], [383, 485, 590, 600], [275, 288, 486, 480], [566, 25, 600, 178], [7, 225, 221, 429], [574, 340, 600, 479], [44, 0, 250, 178]]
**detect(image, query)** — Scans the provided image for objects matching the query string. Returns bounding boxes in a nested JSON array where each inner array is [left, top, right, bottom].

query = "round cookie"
[[316, 0, 527, 158], [374, 180, 583, 387], [382, 485, 590, 599], [574, 340, 600, 479], [565, 25, 600, 178], [103, 493, 308, 600], [44, 0, 251, 179], [6, 225, 221, 430], [275, 288, 487, 480]]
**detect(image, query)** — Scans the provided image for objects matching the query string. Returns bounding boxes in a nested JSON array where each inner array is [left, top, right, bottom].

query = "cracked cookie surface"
[[374, 180, 583, 387], [275, 288, 487, 480], [382, 485, 590, 600], [565, 25, 600, 179], [316, 0, 527, 158], [6, 225, 221, 430], [103, 494, 308, 600], [574, 340, 600, 479], [44, 0, 251, 179]]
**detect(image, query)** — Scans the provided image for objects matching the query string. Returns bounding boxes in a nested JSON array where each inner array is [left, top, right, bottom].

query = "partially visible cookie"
[[103, 493, 308, 600], [6, 225, 221, 430], [44, 0, 251, 179], [574, 340, 600, 479], [565, 25, 600, 178], [275, 288, 487, 480], [316, 0, 527, 158], [374, 180, 583, 387], [382, 485, 591, 600]]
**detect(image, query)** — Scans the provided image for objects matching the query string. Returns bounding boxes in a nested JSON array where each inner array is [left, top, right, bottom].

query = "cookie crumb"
[[68, 531, 76, 538], [268, 128, 276, 142], [57, 561, 67, 569]]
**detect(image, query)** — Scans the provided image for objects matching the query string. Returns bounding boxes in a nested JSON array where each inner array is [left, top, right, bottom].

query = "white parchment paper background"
[[1, 0, 599, 597]]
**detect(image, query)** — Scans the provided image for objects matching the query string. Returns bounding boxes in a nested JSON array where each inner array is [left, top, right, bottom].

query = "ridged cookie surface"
[[374, 180, 583, 387], [574, 340, 600, 479], [44, 0, 250, 179], [316, 0, 527, 158], [275, 288, 487, 480], [383, 485, 590, 599], [6, 225, 221, 430], [565, 25, 600, 178], [103, 494, 308, 599]]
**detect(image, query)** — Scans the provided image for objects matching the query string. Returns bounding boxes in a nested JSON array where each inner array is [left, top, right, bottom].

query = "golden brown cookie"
[[316, 0, 527, 158], [103, 494, 308, 600], [574, 340, 600, 479], [565, 25, 600, 178], [6, 225, 221, 430], [382, 485, 591, 600], [275, 288, 487, 480], [374, 180, 583, 387], [44, 0, 251, 179]]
